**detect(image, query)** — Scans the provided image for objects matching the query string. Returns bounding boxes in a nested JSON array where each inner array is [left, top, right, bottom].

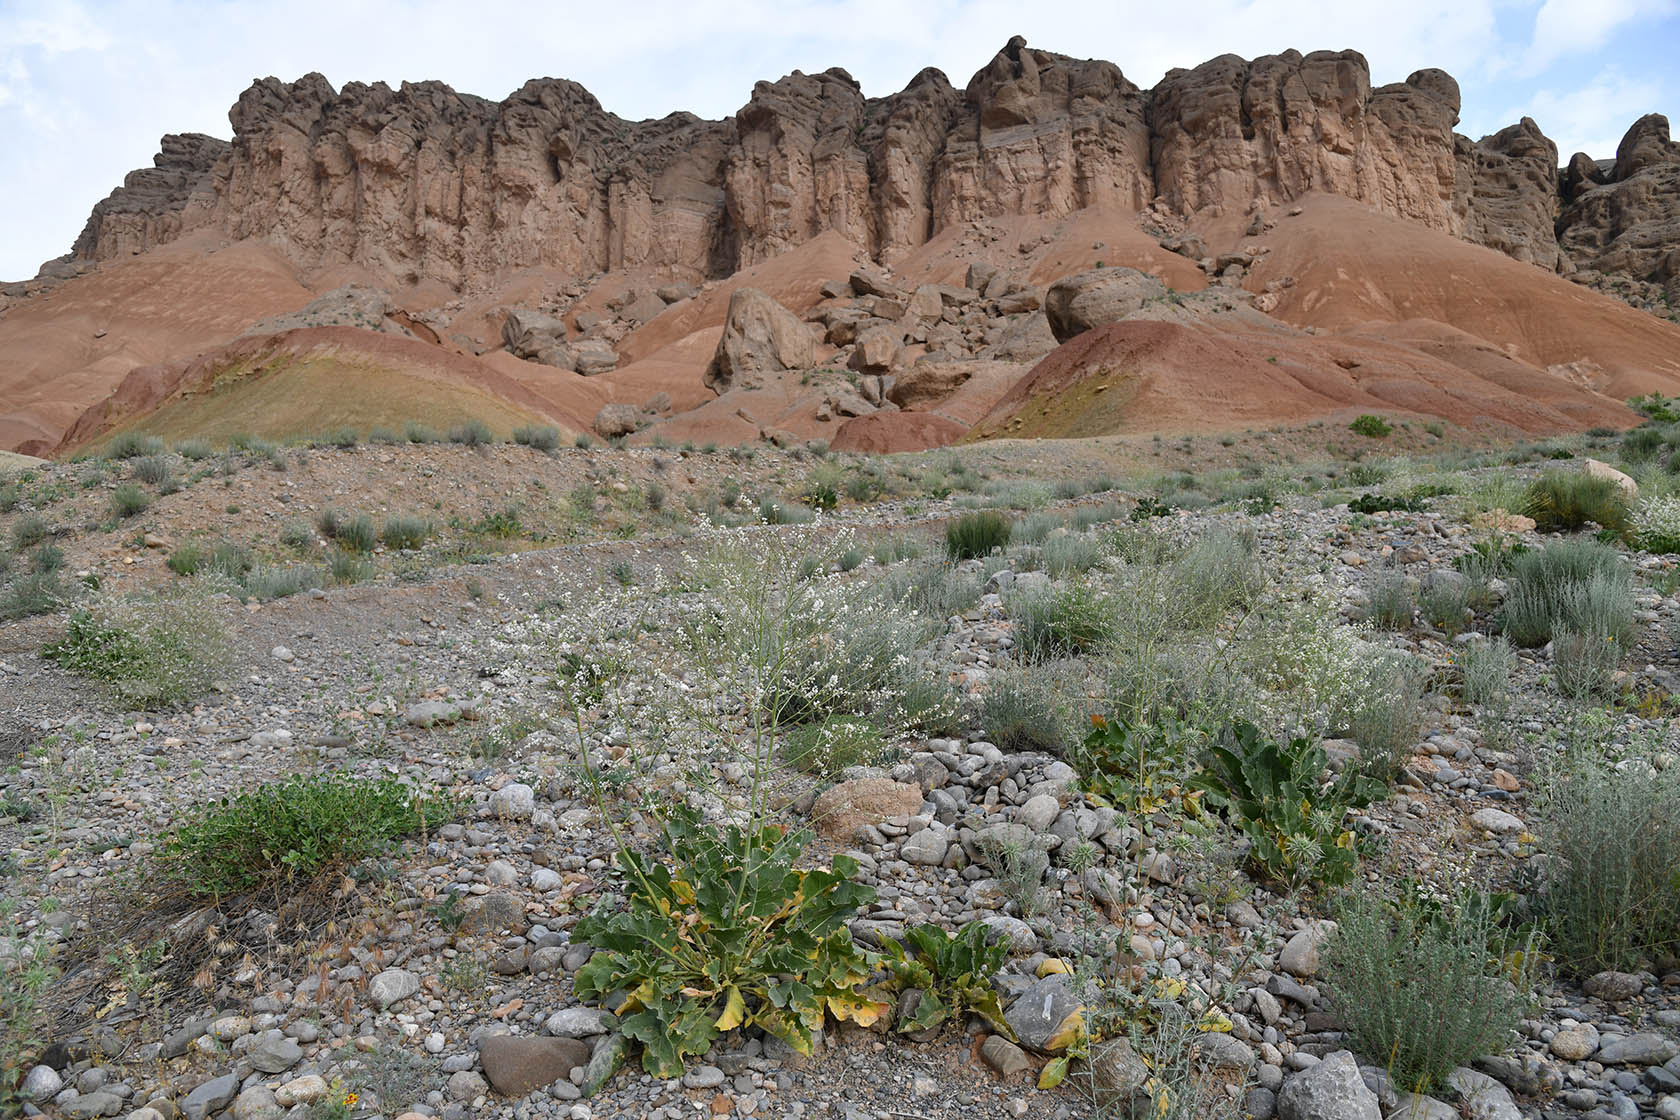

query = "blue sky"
[[2, 0, 1676, 280]]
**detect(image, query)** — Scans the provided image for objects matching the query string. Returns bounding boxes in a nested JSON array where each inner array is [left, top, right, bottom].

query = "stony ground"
[[3, 431, 1679, 1120]]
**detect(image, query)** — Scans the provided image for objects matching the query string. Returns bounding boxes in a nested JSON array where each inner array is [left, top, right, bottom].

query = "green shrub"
[[1042, 532, 1105, 576], [512, 424, 561, 452], [329, 550, 374, 584], [881, 560, 982, 619], [1522, 470, 1630, 534], [449, 419, 494, 446], [11, 515, 48, 550], [29, 544, 63, 574], [1349, 415, 1392, 438], [242, 564, 324, 602], [369, 426, 400, 445], [167, 540, 251, 580], [1552, 628, 1622, 699], [1011, 583, 1115, 660], [380, 515, 433, 550], [110, 484, 151, 518], [758, 496, 814, 525], [1171, 528, 1261, 628], [946, 512, 1011, 560], [42, 585, 232, 708], [161, 774, 457, 899], [980, 664, 1072, 755], [131, 455, 173, 486], [871, 535, 923, 566], [1502, 539, 1630, 647], [1537, 755, 1680, 973], [332, 514, 377, 553], [279, 521, 315, 551], [784, 716, 886, 775], [574, 433, 594, 450], [1348, 492, 1423, 515], [321, 426, 359, 449], [1071, 712, 1198, 816], [105, 431, 164, 459], [405, 421, 440, 444], [0, 572, 64, 620], [174, 439, 213, 461], [573, 805, 878, 1076], [836, 547, 864, 573], [1342, 649, 1429, 779], [1322, 890, 1532, 1094], [1622, 426, 1666, 460], [1195, 721, 1383, 886], [1418, 571, 1470, 634], [1456, 637, 1514, 707], [0, 483, 17, 513], [879, 922, 1012, 1037], [1363, 569, 1415, 630]]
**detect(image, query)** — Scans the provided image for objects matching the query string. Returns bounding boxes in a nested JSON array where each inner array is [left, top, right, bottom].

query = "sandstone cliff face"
[[1558, 115, 1680, 301], [71, 132, 227, 261], [57, 40, 1673, 301]]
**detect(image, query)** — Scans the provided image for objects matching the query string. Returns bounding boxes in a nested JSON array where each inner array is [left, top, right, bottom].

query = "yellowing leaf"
[[1335, 830, 1355, 850], [1152, 977, 1185, 1000], [1038, 1055, 1070, 1090], [1043, 1009, 1086, 1053], [715, 986, 746, 1031], [826, 991, 892, 1028], [1196, 1010, 1233, 1033], [1037, 958, 1072, 977]]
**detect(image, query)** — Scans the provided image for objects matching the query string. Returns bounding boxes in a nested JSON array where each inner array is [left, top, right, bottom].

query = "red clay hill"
[[4, 39, 1679, 456]]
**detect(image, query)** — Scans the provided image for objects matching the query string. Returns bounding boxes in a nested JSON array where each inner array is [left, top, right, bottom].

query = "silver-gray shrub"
[[1536, 754, 1680, 973], [1341, 648, 1430, 779]]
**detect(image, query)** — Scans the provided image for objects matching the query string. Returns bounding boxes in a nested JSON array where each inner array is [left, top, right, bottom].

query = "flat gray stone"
[[1599, 1033, 1679, 1066], [1277, 1050, 1380, 1120], [1280, 920, 1336, 979], [1446, 1067, 1523, 1120], [1004, 975, 1082, 1054], [182, 1073, 239, 1120], [369, 967, 420, 1009]]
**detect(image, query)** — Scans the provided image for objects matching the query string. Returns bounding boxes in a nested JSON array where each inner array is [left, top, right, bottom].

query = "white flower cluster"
[[1634, 495, 1680, 550]]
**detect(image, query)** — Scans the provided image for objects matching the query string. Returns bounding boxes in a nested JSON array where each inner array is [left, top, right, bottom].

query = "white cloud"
[[1526, 0, 1676, 72], [1506, 68, 1666, 158]]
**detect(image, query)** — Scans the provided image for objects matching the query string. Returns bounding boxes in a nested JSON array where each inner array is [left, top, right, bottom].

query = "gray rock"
[[1276, 1050, 1380, 1120], [682, 1065, 726, 1089], [489, 782, 535, 819], [900, 828, 949, 866], [981, 1035, 1031, 1079], [233, 1086, 283, 1120], [480, 1034, 591, 1096], [1082, 1037, 1151, 1113], [369, 967, 420, 1009], [1552, 1024, 1601, 1060], [546, 1007, 617, 1038], [248, 1033, 303, 1073], [1469, 807, 1525, 834], [980, 915, 1039, 955], [1585, 971, 1645, 1001], [20, 1065, 62, 1101], [1392, 1093, 1457, 1120], [1280, 920, 1337, 978], [405, 700, 470, 727], [446, 1070, 488, 1102], [1004, 975, 1082, 1054], [61, 1092, 123, 1119], [1445, 1067, 1522, 1120], [1247, 1087, 1278, 1120], [1195, 1032, 1257, 1071], [1017, 793, 1061, 831], [1599, 1033, 1679, 1066], [463, 891, 529, 934], [181, 1073, 239, 1120], [592, 404, 639, 439]]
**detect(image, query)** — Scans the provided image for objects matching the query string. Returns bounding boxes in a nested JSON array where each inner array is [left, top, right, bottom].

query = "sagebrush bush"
[[784, 716, 886, 775], [42, 584, 233, 707], [1171, 527, 1261, 628], [1011, 583, 1116, 660], [1418, 571, 1471, 634], [105, 431, 163, 459], [1342, 648, 1430, 779], [110, 483, 150, 518], [1537, 755, 1680, 973], [131, 455, 173, 486], [1456, 637, 1514, 707], [946, 511, 1011, 560], [405, 421, 440, 444], [881, 560, 982, 619], [380, 515, 433, 550], [1502, 539, 1631, 647], [1042, 532, 1105, 576], [329, 550, 374, 584], [161, 774, 457, 898], [1363, 569, 1415, 630], [167, 539, 251, 580], [1523, 470, 1630, 534], [449, 418, 494, 446], [0, 572, 63, 621], [174, 438, 212, 461], [513, 424, 561, 451], [980, 664, 1072, 754], [1323, 890, 1532, 1094], [11, 514, 48, 550], [242, 564, 324, 602], [335, 514, 378, 553]]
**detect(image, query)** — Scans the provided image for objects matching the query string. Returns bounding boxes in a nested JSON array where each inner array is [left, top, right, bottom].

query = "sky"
[[2, 0, 1677, 280]]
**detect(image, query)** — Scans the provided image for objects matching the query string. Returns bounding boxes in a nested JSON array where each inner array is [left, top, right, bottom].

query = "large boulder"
[[1277, 1051, 1381, 1120], [592, 403, 640, 439], [502, 308, 569, 362], [848, 326, 902, 373], [1044, 267, 1168, 343], [810, 778, 923, 840], [705, 287, 815, 393], [479, 1035, 591, 1096]]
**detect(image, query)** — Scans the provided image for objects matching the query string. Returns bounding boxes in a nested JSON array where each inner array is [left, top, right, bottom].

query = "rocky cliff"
[[59, 38, 1678, 303]]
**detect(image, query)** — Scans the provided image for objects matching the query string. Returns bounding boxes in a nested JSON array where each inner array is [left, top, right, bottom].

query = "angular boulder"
[[480, 1034, 591, 1096], [705, 287, 814, 393], [1044, 267, 1168, 343], [809, 778, 923, 840], [1277, 1051, 1381, 1120], [592, 403, 640, 439], [503, 309, 569, 361]]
